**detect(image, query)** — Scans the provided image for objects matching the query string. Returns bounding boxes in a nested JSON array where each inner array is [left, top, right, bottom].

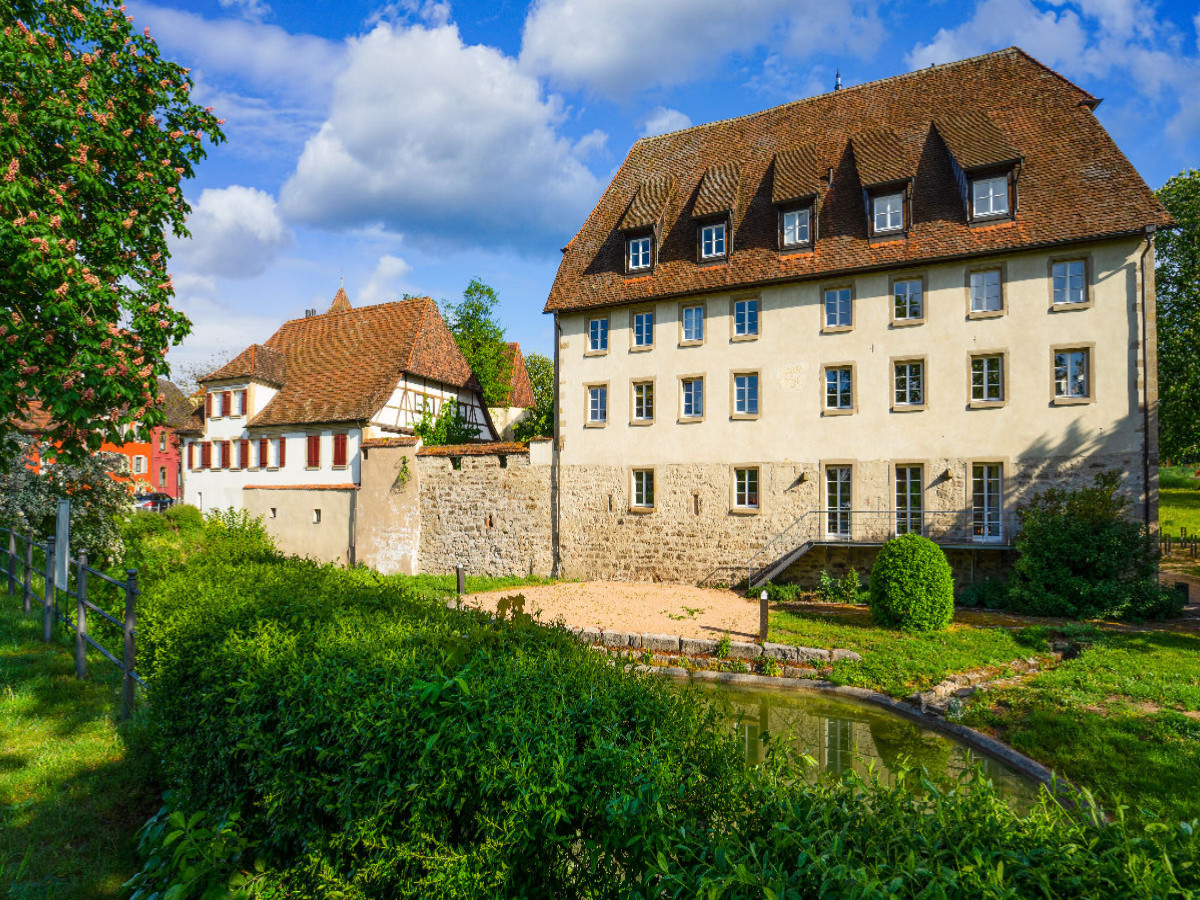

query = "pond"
[[695, 682, 1039, 804]]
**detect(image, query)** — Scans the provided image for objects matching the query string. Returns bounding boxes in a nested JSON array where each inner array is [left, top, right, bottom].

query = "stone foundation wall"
[[417, 453, 553, 577]]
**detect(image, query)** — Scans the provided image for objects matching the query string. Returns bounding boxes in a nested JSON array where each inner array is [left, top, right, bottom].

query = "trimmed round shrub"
[[869, 534, 955, 631]]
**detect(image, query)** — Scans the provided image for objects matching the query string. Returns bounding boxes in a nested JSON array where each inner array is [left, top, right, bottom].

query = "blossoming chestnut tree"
[[0, 0, 224, 457]]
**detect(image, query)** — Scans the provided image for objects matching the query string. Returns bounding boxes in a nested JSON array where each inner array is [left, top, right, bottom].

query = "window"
[[333, 433, 348, 467], [893, 279, 923, 321], [632, 310, 655, 348], [587, 317, 609, 353], [894, 361, 924, 408], [237, 389, 247, 416], [896, 465, 923, 535], [158, 466, 166, 487], [971, 355, 1004, 403], [628, 235, 652, 271], [733, 298, 759, 338], [306, 434, 320, 468], [1052, 260, 1087, 306], [972, 463, 1003, 540], [259, 437, 268, 468], [700, 221, 726, 259], [733, 372, 759, 417], [632, 381, 654, 423], [824, 287, 852, 329], [221, 390, 231, 417], [681, 377, 704, 419], [132, 455, 146, 475], [781, 206, 811, 248], [969, 268, 1003, 314], [200, 441, 212, 469], [872, 191, 904, 234], [826, 466, 852, 537], [972, 175, 1009, 218], [734, 467, 759, 510], [313, 508, 321, 524], [238, 439, 249, 470], [825, 367, 853, 411], [632, 469, 655, 509], [159, 432, 166, 451], [587, 385, 607, 425], [1054, 349, 1090, 400], [278, 436, 287, 468], [681, 305, 704, 343], [269, 507, 277, 519]]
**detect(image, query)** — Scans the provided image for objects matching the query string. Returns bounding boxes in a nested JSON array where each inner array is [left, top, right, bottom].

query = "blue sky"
[[146, 0, 1200, 376]]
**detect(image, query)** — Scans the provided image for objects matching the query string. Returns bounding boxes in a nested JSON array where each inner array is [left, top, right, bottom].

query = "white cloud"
[[641, 107, 692, 137], [217, 0, 270, 24], [279, 22, 602, 252], [167, 274, 280, 378], [170, 186, 293, 279], [358, 255, 414, 306], [520, 0, 881, 99]]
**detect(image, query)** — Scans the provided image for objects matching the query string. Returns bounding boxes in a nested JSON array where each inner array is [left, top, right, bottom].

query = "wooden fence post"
[[7, 530, 14, 596], [75, 552, 88, 680], [42, 538, 54, 643], [22, 533, 32, 615], [122, 570, 137, 720]]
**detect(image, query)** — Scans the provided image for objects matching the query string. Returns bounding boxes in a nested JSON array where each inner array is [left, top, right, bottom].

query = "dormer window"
[[971, 174, 1010, 219], [780, 205, 812, 248], [872, 191, 905, 234], [699, 221, 727, 260], [627, 234, 653, 272]]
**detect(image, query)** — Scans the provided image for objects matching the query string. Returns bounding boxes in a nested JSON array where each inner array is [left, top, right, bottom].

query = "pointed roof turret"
[[329, 284, 352, 313]]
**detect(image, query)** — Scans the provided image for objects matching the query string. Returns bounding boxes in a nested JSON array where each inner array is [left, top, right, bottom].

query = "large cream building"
[[542, 48, 1173, 584]]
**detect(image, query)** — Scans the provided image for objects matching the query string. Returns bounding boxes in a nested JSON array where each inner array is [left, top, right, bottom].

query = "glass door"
[[972, 463, 1002, 540], [896, 465, 924, 535], [826, 466, 852, 537]]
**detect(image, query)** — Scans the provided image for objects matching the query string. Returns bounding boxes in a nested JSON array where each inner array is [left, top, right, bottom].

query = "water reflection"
[[701, 684, 1037, 804]]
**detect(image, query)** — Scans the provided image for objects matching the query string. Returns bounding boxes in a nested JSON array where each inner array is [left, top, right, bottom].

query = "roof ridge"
[[630, 47, 1040, 146], [404, 297, 431, 374]]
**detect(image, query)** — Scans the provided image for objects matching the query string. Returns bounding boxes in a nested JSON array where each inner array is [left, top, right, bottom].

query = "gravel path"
[[460, 581, 762, 640]]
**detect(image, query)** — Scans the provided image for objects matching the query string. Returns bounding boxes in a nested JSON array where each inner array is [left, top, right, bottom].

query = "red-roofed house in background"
[[489, 342, 537, 440], [178, 287, 497, 564]]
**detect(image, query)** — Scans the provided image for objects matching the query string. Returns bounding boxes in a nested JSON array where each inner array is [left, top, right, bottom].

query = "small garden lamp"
[[759, 589, 769, 642]]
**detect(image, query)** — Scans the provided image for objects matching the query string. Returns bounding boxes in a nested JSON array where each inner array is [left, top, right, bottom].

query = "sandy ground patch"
[[460, 581, 762, 640]]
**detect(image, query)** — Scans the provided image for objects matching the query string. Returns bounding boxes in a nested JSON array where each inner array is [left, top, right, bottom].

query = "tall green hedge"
[[127, 531, 1200, 899], [869, 534, 956, 631]]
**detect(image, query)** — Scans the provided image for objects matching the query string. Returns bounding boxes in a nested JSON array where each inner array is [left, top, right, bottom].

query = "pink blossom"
[[5, 336, 16, 346], [3, 158, 17, 182], [54, 283, 69, 296], [71, 7, 84, 20], [147, 303, 160, 313], [48, 215, 61, 228], [157, 319, 169, 328], [83, 388, 94, 401], [21, 366, 38, 375], [12, 216, 25, 227], [64, 239, 76, 252], [100, 338, 112, 350]]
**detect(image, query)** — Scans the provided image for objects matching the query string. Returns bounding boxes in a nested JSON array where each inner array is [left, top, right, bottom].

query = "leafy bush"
[[816, 569, 862, 604], [1008, 472, 1182, 620], [754, 581, 802, 603], [869, 535, 955, 632], [162, 503, 204, 531], [958, 577, 1008, 609]]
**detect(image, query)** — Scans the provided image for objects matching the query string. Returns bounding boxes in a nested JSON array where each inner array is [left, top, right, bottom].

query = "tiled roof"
[[618, 176, 676, 232], [12, 400, 53, 434], [418, 441, 529, 457], [693, 163, 741, 218], [933, 111, 1022, 171], [771, 145, 822, 204], [545, 48, 1171, 314], [361, 436, 420, 449], [156, 379, 194, 429], [329, 285, 352, 313], [200, 344, 286, 387], [501, 343, 537, 409], [850, 128, 914, 187], [243, 295, 477, 428]]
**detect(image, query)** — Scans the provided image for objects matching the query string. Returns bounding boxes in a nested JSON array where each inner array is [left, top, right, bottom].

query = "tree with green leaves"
[[444, 278, 512, 409], [0, 0, 224, 458], [1155, 169, 1200, 462], [513, 351, 553, 441], [413, 402, 478, 447]]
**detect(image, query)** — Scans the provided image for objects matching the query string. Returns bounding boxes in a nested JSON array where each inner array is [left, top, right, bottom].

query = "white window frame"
[[631, 469, 655, 509], [893, 278, 923, 321], [781, 207, 811, 247], [894, 361, 924, 407], [132, 455, 147, 475], [896, 465, 924, 536], [628, 235, 652, 271], [632, 381, 654, 422], [700, 221, 727, 259], [587, 317, 609, 353], [824, 287, 852, 329], [734, 467, 760, 510], [1054, 348, 1090, 400], [972, 463, 1003, 541], [632, 310, 655, 348], [969, 268, 1003, 314], [733, 298, 759, 338], [587, 385, 607, 425], [872, 192, 904, 234], [733, 372, 759, 417], [971, 355, 1004, 403], [1052, 260, 1087, 306], [681, 377, 704, 420], [972, 175, 1009, 218], [825, 466, 852, 537], [681, 304, 704, 343], [825, 367, 853, 410]]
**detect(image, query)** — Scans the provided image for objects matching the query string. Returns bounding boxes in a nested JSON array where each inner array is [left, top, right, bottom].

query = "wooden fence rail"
[[1, 526, 141, 719]]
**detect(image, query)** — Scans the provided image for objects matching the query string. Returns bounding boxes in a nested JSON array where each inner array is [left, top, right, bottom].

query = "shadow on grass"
[[0, 595, 160, 900]]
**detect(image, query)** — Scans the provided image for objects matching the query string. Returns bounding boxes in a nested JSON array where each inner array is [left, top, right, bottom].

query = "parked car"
[[133, 492, 175, 513]]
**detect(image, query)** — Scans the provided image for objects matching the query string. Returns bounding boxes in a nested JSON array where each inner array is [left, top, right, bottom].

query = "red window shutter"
[[307, 434, 320, 467], [279, 436, 286, 467], [333, 433, 348, 468], [205, 393, 212, 419], [222, 441, 231, 469], [239, 390, 248, 415], [201, 442, 211, 469], [221, 391, 231, 417], [239, 439, 249, 469], [259, 438, 268, 468], [187, 442, 194, 470]]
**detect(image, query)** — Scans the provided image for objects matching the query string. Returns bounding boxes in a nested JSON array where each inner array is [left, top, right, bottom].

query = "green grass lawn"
[[0, 593, 159, 899], [1160, 464, 1200, 539]]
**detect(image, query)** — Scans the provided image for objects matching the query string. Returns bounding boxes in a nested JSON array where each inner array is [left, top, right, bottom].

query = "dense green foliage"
[[1008, 472, 1180, 619], [869, 534, 955, 631], [413, 401, 479, 447], [1156, 170, 1200, 464], [958, 577, 1009, 609], [444, 278, 513, 409], [118, 527, 1200, 897], [817, 568, 863, 604], [0, 433, 132, 563], [1161, 465, 1200, 539], [513, 350, 553, 440], [0, 0, 223, 454]]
